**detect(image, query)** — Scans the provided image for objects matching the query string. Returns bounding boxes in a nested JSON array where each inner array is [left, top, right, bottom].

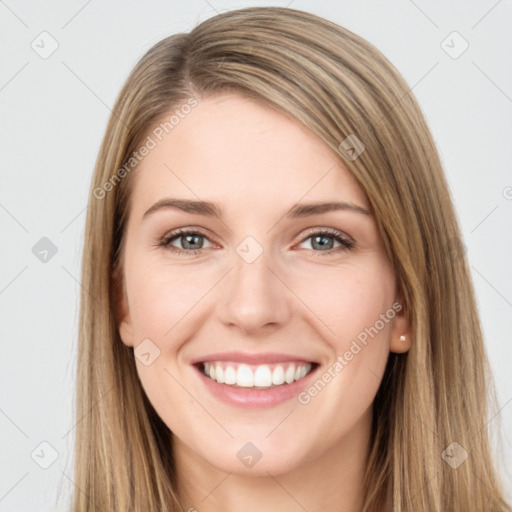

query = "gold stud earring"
[[399, 335, 406, 342]]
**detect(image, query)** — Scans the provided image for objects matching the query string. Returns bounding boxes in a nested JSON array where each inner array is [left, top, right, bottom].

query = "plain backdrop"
[[1, 1, 511, 510]]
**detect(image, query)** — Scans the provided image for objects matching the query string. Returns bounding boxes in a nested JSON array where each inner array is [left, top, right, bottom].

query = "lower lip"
[[194, 364, 319, 408]]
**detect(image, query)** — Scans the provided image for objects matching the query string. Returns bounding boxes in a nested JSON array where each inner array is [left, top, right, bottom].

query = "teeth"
[[202, 361, 313, 388], [254, 365, 272, 387], [272, 365, 285, 385], [224, 365, 237, 385], [284, 365, 295, 384], [237, 364, 254, 387]]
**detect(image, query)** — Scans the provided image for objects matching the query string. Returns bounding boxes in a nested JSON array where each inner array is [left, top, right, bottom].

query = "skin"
[[117, 92, 411, 512]]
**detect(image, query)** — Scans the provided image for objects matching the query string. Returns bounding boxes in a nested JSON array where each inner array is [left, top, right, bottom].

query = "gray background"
[[1, 0, 511, 510]]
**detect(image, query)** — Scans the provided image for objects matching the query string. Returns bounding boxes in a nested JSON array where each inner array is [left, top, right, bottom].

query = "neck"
[[171, 406, 372, 512]]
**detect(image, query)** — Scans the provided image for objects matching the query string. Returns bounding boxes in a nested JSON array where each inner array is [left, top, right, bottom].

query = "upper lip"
[[190, 351, 318, 365]]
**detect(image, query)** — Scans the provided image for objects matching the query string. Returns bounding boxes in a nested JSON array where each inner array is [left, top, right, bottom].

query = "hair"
[[69, 6, 511, 511]]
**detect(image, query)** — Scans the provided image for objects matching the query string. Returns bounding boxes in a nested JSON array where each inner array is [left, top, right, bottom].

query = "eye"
[[296, 228, 354, 256], [159, 228, 215, 256], [158, 227, 354, 257]]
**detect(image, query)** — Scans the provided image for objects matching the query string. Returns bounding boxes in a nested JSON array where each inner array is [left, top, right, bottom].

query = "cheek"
[[290, 261, 395, 406], [124, 257, 205, 429], [291, 265, 394, 433], [290, 260, 395, 344], [126, 257, 211, 341]]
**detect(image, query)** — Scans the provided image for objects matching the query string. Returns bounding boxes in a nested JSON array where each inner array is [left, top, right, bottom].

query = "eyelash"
[[158, 227, 355, 257]]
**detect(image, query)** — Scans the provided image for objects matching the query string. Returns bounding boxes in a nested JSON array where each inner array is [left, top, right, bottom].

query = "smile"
[[201, 361, 315, 389]]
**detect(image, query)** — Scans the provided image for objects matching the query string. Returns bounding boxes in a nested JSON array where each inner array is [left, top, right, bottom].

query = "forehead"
[[128, 93, 368, 219]]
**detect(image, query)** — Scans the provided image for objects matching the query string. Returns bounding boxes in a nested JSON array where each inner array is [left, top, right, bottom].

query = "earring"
[[399, 335, 406, 342]]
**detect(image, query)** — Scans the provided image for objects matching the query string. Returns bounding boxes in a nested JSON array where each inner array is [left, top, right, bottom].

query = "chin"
[[193, 436, 309, 477]]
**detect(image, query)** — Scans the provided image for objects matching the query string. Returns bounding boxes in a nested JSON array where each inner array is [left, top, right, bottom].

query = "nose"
[[217, 247, 292, 334]]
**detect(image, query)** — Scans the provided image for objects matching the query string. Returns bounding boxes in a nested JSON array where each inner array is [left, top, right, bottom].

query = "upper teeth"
[[203, 362, 313, 388]]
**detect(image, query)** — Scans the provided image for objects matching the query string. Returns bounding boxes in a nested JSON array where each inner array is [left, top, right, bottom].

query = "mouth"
[[191, 351, 322, 408], [195, 361, 319, 389]]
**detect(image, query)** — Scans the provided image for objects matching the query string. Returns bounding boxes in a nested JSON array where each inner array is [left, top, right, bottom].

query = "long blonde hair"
[[71, 7, 510, 511]]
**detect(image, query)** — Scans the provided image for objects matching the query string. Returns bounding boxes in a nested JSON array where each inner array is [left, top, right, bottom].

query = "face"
[[117, 93, 411, 477]]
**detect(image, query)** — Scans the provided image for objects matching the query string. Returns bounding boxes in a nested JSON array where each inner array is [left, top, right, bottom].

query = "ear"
[[119, 307, 135, 348], [388, 298, 412, 354], [113, 266, 135, 348]]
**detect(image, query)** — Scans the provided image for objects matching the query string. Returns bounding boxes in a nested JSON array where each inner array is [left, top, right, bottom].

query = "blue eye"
[[159, 228, 213, 256], [298, 228, 354, 256]]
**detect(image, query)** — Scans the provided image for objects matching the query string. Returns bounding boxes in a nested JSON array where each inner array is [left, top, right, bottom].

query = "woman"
[[72, 6, 511, 511]]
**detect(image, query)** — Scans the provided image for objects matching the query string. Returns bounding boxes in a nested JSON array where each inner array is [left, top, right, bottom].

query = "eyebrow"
[[142, 197, 371, 220]]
